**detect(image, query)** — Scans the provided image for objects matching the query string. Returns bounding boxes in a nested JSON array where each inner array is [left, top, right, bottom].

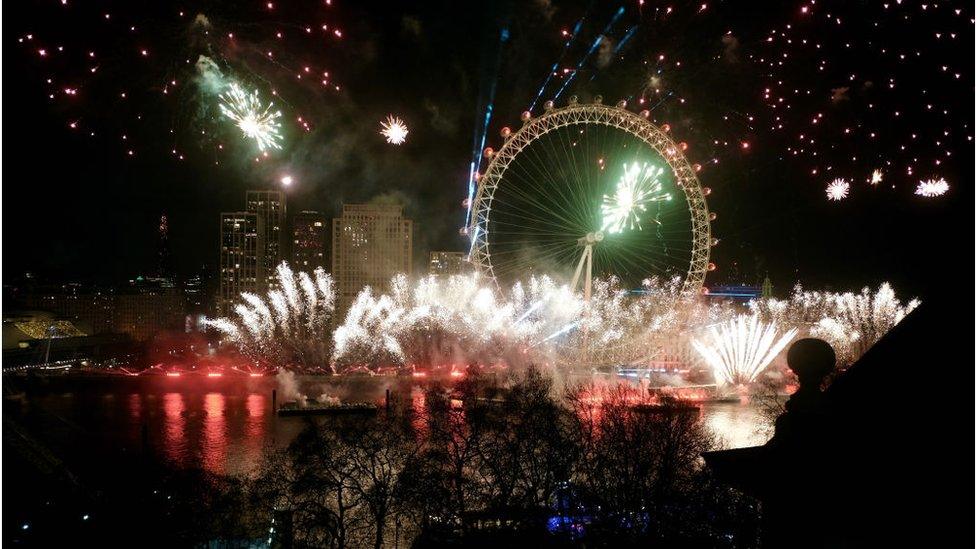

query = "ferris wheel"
[[467, 97, 714, 301]]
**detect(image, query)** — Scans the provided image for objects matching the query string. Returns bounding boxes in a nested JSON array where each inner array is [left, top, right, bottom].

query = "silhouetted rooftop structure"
[[704, 299, 961, 547]]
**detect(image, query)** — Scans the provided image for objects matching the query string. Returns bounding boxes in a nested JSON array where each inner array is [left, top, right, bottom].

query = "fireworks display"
[[219, 83, 283, 151], [914, 177, 949, 197], [869, 169, 884, 186], [826, 178, 850, 201], [753, 2, 968, 194], [206, 261, 918, 388], [379, 115, 409, 145], [204, 263, 336, 371], [10, 2, 955, 389], [692, 315, 798, 386], [751, 282, 919, 367], [601, 162, 672, 234]]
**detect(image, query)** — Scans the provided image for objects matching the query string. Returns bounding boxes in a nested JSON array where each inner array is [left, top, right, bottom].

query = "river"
[[4, 375, 771, 477]]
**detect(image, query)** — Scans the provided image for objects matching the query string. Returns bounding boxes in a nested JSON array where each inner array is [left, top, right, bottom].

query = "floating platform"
[[276, 401, 378, 417], [631, 401, 702, 414]]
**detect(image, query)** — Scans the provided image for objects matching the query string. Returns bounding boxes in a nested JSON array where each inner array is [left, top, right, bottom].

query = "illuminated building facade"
[[292, 210, 328, 271], [246, 190, 286, 288], [332, 204, 413, 314], [17, 278, 185, 343], [218, 212, 265, 316], [428, 251, 466, 277]]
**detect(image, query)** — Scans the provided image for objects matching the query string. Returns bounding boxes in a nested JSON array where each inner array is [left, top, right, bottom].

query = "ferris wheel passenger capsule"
[[710, 238, 720, 247], [593, 95, 603, 104], [459, 227, 469, 236], [568, 95, 578, 105], [639, 110, 650, 118], [544, 100, 555, 111], [708, 262, 717, 272], [616, 99, 627, 109], [520, 111, 532, 122], [709, 212, 717, 221], [483, 147, 494, 158], [500, 127, 511, 138], [661, 123, 671, 132], [702, 187, 712, 196], [461, 198, 471, 208]]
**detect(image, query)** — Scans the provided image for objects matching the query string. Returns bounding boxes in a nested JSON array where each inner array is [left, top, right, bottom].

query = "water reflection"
[[705, 404, 771, 449], [162, 393, 186, 464], [203, 393, 227, 474], [14, 380, 771, 479]]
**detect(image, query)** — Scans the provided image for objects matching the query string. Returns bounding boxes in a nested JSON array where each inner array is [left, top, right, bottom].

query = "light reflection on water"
[[14, 380, 769, 476]]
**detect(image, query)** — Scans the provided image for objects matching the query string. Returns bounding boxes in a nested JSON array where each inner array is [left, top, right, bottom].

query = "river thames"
[[5, 376, 769, 477]]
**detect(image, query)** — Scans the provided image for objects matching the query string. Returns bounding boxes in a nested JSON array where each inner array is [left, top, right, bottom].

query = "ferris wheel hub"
[[579, 231, 605, 246]]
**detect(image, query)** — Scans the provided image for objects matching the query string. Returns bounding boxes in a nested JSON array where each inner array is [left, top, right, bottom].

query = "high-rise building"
[[332, 204, 412, 314], [292, 210, 328, 271], [157, 214, 174, 282], [218, 212, 265, 315], [428, 251, 466, 277], [246, 190, 286, 287]]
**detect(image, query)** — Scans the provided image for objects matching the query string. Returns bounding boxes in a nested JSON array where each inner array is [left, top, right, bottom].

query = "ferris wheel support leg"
[[570, 244, 594, 301], [570, 245, 588, 295], [584, 245, 593, 302]]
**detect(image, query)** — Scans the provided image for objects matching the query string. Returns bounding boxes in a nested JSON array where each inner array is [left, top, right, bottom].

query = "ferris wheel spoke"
[[496, 168, 589, 232], [489, 192, 585, 236], [509, 141, 592, 230]]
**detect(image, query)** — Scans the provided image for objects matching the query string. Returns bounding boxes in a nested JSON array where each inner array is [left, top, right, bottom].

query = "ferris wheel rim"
[[467, 102, 712, 297]]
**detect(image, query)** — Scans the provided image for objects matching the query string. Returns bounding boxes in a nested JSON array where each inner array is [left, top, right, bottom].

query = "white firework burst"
[[914, 177, 949, 197], [692, 315, 798, 386], [204, 262, 335, 370], [379, 115, 409, 145], [601, 162, 672, 234], [750, 282, 919, 367], [218, 82, 283, 151], [826, 178, 850, 201], [869, 169, 883, 185]]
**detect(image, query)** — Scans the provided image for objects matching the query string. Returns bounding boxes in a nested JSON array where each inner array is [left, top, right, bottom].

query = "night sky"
[[4, 0, 971, 300]]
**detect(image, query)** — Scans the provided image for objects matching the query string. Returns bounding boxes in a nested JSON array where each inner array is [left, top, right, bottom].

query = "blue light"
[[528, 17, 586, 111], [553, 6, 626, 100]]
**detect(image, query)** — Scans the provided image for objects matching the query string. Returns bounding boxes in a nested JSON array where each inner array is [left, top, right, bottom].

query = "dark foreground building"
[[705, 299, 965, 547]]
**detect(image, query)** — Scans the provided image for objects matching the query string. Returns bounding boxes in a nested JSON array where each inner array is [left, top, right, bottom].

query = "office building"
[[218, 212, 265, 316], [331, 204, 412, 314], [246, 190, 286, 287], [428, 251, 466, 277], [292, 210, 328, 271]]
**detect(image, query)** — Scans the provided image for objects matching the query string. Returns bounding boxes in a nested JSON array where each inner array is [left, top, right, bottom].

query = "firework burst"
[[869, 169, 883, 185], [218, 82, 283, 151], [601, 162, 672, 234], [751, 282, 919, 367], [825, 178, 850, 201], [914, 177, 949, 197], [692, 315, 798, 386], [379, 115, 409, 145], [204, 263, 335, 370]]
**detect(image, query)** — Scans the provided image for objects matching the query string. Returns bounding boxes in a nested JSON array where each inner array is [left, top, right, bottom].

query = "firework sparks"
[[218, 82, 283, 151], [751, 282, 919, 367], [869, 169, 883, 185], [914, 177, 949, 197], [825, 178, 850, 201], [380, 115, 408, 145], [692, 315, 798, 386], [204, 262, 335, 370], [601, 162, 672, 234]]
